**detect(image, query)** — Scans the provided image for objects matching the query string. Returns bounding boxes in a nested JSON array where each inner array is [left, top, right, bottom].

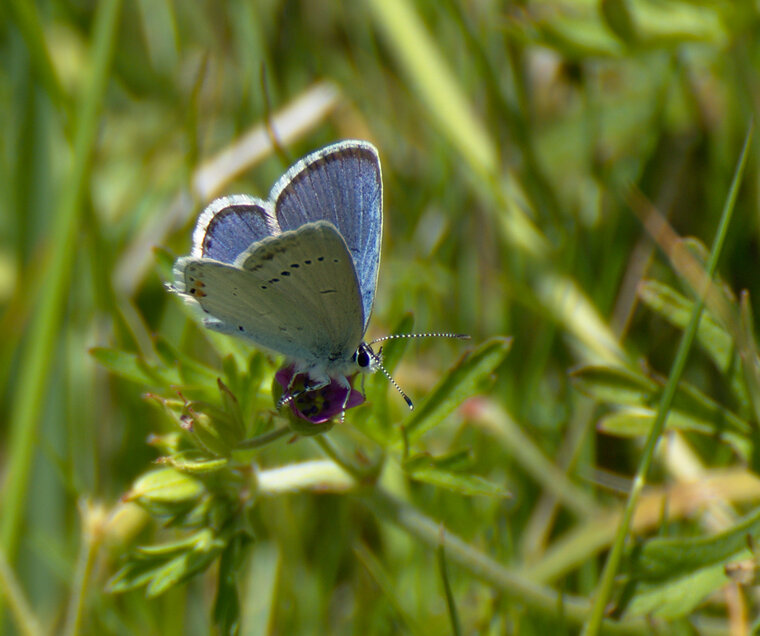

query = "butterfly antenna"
[[365, 346, 414, 410], [365, 332, 470, 410], [277, 393, 293, 409], [369, 332, 470, 345]]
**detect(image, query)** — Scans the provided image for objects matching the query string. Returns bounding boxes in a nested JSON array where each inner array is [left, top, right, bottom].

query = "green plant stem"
[[365, 0, 497, 179], [582, 121, 753, 635], [63, 501, 103, 636], [353, 543, 425, 635], [7, 0, 72, 127], [363, 488, 649, 634], [0, 544, 43, 636], [314, 435, 374, 482], [368, 0, 625, 367], [236, 426, 291, 449], [475, 401, 600, 518], [437, 538, 462, 636], [0, 0, 122, 573]]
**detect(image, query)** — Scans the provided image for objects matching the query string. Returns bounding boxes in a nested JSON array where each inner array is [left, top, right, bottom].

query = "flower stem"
[[313, 435, 366, 481], [236, 425, 291, 450]]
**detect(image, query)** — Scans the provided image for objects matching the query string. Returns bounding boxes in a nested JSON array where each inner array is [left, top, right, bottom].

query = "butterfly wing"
[[175, 221, 364, 366], [270, 140, 382, 330], [191, 195, 278, 263]]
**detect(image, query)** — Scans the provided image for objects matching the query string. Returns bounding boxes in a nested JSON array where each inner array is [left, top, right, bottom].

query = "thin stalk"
[[582, 121, 754, 635], [236, 426, 291, 450], [314, 435, 373, 482], [0, 545, 43, 636], [437, 536, 462, 636], [7, 0, 72, 126], [63, 501, 104, 636], [0, 0, 123, 569], [363, 488, 649, 634]]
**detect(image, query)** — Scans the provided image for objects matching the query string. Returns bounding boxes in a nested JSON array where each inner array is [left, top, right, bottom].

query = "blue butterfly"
[[174, 141, 384, 398], [173, 140, 467, 419]]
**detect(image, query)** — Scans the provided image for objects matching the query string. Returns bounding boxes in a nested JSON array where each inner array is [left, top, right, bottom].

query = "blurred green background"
[[2, 0, 760, 634]]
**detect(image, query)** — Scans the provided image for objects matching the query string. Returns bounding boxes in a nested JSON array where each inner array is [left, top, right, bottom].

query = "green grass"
[[2, 1, 760, 634]]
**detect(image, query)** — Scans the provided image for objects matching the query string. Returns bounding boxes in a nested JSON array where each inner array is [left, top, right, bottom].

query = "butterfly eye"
[[356, 347, 371, 368]]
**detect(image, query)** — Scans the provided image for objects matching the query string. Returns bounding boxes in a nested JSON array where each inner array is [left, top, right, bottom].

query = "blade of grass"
[[0, 544, 43, 636], [365, 0, 496, 178], [582, 121, 754, 635], [472, 399, 600, 519], [366, 0, 624, 366], [437, 532, 462, 636], [364, 488, 649, 634], [354, 543, 426, 635], [63, 501, 106, 636], [7, 0, 72, 125], [0, 0, 123, 568]]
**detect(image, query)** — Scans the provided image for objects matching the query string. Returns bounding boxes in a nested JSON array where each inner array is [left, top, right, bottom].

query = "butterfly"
[[173, 140, 466, 422]]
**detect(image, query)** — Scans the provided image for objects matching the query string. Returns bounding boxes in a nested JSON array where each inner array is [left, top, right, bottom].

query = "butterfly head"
[[357, 332, 471, 410], [352, 342, 381, 374]]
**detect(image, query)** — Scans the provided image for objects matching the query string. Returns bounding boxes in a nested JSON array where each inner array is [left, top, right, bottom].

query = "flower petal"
[[275, 365, 364, 424]]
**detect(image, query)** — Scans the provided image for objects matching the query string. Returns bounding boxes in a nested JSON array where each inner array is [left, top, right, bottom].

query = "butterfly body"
[[173, 141, 383, 392]]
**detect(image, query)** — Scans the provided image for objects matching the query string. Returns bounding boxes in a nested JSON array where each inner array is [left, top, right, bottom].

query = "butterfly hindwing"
[[270, 140, 382, 330], [176, 221, 364, 365]]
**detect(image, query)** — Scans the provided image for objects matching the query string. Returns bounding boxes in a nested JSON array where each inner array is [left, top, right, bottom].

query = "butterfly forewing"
[[271, 141, 382, 330], [176, 221, 365, 366], [191, 195, 278, 263]]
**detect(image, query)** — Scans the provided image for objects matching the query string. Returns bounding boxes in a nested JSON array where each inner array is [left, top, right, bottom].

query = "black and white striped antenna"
[[363, 332, 470, 410]]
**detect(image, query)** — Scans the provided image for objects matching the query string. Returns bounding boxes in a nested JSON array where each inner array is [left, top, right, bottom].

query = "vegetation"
[[2, 1, 760, 633]]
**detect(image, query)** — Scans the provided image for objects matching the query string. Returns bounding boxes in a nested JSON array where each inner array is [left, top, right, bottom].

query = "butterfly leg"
[[298, 372, 330, 394], [337, 375, 352, 425], [277, 371, 331, 409]]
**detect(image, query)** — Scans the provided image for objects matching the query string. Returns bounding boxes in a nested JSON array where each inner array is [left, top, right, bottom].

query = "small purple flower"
[[275, 364, 365, 425]]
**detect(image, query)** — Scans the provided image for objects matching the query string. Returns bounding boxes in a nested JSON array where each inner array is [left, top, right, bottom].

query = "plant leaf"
[[570, 364, 657, 406], [599, 408, 750, 459], [135, 529, 218, 558], [407, 465, 508, 498], [404, 451, 508, 497], [158, 451, 229, 474], [145, 546, 223, 598], [639, 280, 734, 373], [618, 507, 760, 618], [623, 563, 728, 618], [126, 467, 206, 515], [404, 337, 511, 442], [601, 0, 638, 45], [214, 534, 252, 635], [628, 506, 760, 582], [90, 347, 178, 387]]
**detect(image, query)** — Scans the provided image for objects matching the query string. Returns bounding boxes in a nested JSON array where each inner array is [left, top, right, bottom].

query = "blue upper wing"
[[191, 195, 277, 263], [269, 140, 382, 330]]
